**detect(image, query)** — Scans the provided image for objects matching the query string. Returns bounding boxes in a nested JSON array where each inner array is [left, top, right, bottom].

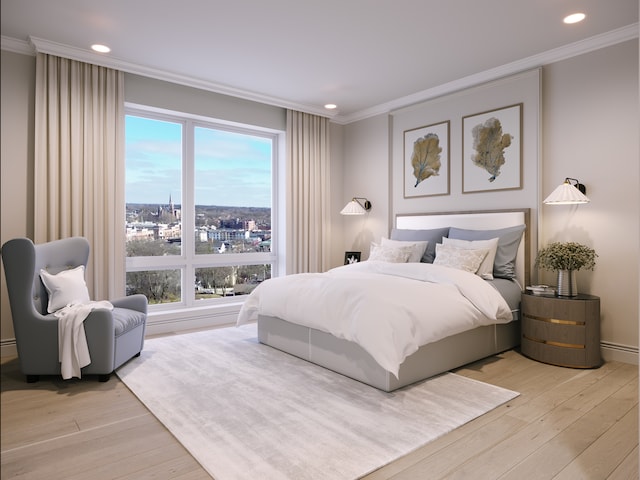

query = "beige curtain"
[[286, 110, 331, 274], [34, 53, 125, 300]]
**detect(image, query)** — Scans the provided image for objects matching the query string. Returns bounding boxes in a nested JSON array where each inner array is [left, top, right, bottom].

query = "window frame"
[[124, 104, 283, 313]]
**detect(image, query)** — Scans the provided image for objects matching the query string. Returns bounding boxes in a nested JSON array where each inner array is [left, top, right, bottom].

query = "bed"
[[237, 209, 530, 392]]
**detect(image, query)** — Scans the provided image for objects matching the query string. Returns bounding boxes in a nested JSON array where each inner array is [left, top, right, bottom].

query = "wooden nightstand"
[[520, 292, 601, 368]]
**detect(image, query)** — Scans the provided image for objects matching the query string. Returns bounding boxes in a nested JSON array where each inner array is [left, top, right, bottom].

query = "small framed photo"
[[344, 251, 361, 265], [403, 120, 450, 198], [462, 103, 522, 193]]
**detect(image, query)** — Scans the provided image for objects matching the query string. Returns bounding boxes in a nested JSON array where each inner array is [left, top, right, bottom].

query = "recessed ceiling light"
[[563, 13, 586, 24], [91, 44, 111, 53], [324, 104, 337, 110]]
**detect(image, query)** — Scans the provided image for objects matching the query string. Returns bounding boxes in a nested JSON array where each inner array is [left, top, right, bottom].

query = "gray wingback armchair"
[[1, 237, 147, 382]]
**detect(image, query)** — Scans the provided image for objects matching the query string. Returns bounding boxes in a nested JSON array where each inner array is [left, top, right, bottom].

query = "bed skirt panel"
[[257, 315, 521, 392]]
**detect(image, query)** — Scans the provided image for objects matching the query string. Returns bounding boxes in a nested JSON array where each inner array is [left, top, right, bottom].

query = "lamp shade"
[[340, 200, 367, 215], [543, 180, 590, 205], [340, 197, 371, 215]]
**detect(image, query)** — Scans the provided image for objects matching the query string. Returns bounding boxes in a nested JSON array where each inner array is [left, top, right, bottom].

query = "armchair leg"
[[98, 373, 111, 382], [26, 375, 39, 383]]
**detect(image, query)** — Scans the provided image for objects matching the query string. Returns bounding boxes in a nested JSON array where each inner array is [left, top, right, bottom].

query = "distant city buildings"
[[125, 196, 271, 252]]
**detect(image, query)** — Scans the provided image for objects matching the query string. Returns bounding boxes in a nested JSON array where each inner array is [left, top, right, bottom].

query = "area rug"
[[117, 324, 518, 480]]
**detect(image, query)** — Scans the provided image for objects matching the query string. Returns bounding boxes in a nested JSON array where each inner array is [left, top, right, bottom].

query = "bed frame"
[[258, 209, 530, 392]]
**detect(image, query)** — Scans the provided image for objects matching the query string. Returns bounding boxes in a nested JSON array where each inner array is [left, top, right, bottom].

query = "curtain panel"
[[34, 53, 125, 300], [286, 110, 332, 274]]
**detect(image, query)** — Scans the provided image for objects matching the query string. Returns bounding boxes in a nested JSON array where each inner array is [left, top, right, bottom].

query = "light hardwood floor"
[[1, 346, 637, 479]]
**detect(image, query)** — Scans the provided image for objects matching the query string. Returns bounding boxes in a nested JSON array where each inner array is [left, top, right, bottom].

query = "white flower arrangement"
[[535, 242, 597, 271]]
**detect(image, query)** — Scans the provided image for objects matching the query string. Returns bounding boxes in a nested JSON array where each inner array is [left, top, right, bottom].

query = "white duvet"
[[236, 261, 513, 377]]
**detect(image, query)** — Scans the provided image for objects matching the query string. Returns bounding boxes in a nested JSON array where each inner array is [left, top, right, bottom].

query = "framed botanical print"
[[403, 120, 450, 198], [462, 104, 522, 193]]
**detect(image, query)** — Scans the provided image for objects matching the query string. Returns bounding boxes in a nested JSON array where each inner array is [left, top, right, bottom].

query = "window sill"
[[145, 300, 245, 336]]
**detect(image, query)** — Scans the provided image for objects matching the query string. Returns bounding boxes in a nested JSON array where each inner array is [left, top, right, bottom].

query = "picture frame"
[[344, 251, 361, 265], [403, 120, 450, 198], [462, 103, 522, 193]]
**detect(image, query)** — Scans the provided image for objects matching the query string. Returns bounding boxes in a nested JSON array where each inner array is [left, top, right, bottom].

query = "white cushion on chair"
[[40, 265, 91, 313]]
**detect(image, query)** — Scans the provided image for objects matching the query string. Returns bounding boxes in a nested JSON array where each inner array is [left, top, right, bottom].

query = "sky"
[[125, 115, 272, 208]]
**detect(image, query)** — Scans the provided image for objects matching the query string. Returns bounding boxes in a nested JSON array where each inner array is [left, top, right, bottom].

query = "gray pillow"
[[448, 224, 525, 279], [390, 227, 450, 263]]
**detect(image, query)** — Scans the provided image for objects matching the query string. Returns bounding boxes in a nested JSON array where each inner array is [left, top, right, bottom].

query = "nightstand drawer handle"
[[523, 334, 585, 349], [523, 313, 585, 326]]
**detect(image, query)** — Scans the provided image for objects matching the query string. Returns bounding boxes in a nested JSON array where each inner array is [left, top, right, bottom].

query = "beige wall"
[[0, 57, 288, 348], [124, 73, 286, 131], [329, 121, 346, 268], [2, 39, 638, 363], [339, 40, 639, 362], [339, 114, 391, 258], [540, 40, 639, 357], [1, 50, 35, 346]]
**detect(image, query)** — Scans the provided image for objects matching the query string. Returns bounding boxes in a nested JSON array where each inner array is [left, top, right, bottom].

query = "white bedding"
[[237, 261, 513, 377]]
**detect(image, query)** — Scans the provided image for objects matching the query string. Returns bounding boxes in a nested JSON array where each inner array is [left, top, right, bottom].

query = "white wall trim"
[[0, 304, 243, 357], [25, 36, 332, 119], [0, 35, 34, 55], [601, 341, 639, 366], [335, 23, 639, 124], [3, 23, 637, 124], [1, 339, 17, 358], [3, 334, 638, 369]]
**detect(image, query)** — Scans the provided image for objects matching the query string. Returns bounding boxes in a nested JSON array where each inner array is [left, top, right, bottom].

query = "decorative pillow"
[[433, 244, 489, 273], [448, 224, 525, 279], [368, 243, 413, 263], [390, 227, 450, 263], [443, 237, 499, 280], [39, 265, 91, 313], [380, 237, 428, 263]]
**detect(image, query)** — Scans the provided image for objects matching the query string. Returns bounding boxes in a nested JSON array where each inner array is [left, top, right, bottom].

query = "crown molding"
[[332, 23, 639, 125], [0, 35, 35, 55], [3, 23, 637, 124], [25, 36, 336, 119]]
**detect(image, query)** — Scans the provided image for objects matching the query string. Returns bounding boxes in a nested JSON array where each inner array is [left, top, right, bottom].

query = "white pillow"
[[368, 243, 414, 263], [380, 237, 428, 263], [433, 244, 489, 273], [443, 237, 499, 279], [39, 266, 91, 313]]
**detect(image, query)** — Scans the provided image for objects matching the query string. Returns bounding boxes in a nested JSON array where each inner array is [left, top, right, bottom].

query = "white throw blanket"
[[55, 301, 113, 379], [237, 262, 513, 377]]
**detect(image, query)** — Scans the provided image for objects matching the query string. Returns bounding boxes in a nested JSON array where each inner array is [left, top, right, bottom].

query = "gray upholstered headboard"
[[395, 209, 530, 289]]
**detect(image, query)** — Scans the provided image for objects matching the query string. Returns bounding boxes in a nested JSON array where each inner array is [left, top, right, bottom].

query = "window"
[[125, 107, 279, 311]]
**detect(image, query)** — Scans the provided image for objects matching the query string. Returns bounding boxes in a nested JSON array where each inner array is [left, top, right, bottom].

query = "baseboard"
[[601, 341, 639, 365], [1, 338, 17, 358], [1, 303, 243, 357], [4, 327, 638, 366]]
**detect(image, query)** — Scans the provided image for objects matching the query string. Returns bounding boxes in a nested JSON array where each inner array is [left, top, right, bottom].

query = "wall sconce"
[[543, 177, 590, 205], [340, 197, 372, 215]]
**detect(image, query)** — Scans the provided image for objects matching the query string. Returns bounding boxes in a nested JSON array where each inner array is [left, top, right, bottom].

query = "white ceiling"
[[1, 0, 638, 123]]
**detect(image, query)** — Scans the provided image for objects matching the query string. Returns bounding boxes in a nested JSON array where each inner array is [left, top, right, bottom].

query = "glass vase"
[[557, 269, 577, 297]]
